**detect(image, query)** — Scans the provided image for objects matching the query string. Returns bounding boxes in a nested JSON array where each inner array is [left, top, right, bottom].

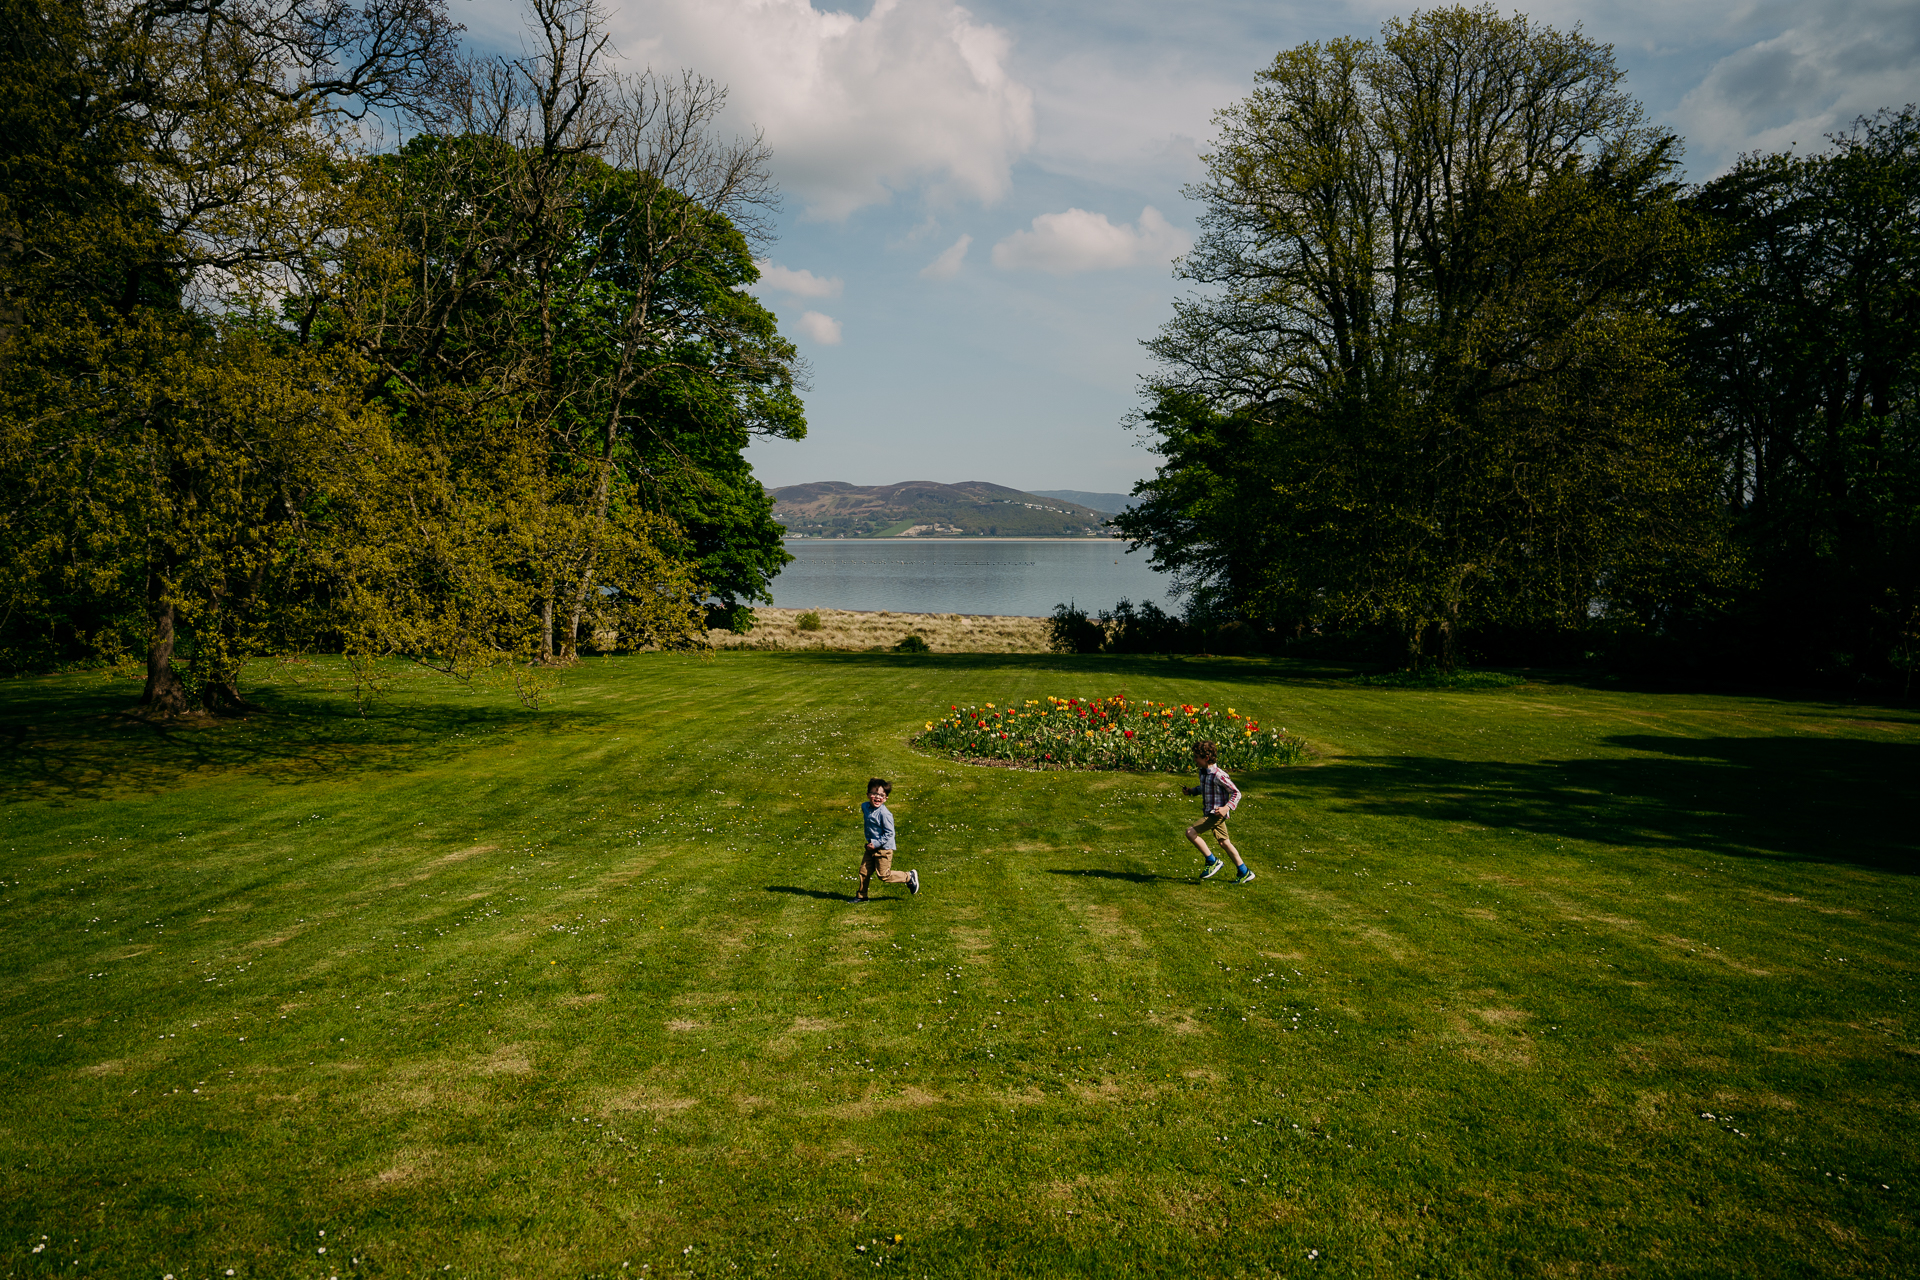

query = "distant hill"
[[1027, 489, 1138, 514], [769, 480, 1113, 538]]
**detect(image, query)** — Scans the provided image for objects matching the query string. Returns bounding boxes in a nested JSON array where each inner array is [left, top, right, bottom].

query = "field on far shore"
[[1, 650, 1915, 1277], [708, 606, 1051, 653]]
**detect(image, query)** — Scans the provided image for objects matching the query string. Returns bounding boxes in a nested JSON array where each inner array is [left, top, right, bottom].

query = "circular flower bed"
[[912, 695, 1308, 773]]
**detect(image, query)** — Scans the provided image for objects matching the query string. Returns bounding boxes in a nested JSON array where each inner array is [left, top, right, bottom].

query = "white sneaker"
[[908, 869, 920, 895]]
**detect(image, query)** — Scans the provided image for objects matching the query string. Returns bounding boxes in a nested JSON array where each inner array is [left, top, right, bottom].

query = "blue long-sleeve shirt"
[[862, 801, 895, 850]]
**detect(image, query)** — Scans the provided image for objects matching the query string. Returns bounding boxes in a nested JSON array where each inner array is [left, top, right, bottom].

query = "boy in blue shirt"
[[1185, 741, 1254, 883], [853, 777, 919, 902]]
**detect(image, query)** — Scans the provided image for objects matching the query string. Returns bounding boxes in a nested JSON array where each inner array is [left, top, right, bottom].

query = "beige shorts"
[[1191, 811, 1232, 845]]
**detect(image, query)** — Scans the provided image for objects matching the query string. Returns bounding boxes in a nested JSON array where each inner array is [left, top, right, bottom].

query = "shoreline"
[[782, 535, 1124, 543], [760, 605, 1050, 619], [709, 605, 1052, 652]]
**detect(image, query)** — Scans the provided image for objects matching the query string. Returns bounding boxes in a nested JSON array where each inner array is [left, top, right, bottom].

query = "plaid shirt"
[[1195, 762, 1240, 815]]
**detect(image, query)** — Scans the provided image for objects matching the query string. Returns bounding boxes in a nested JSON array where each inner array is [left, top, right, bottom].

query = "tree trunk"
[[141, 599, 191, 714], [201, 681, 262, 715], [540, 597, 555, 664], [563, 566, 595, 662]]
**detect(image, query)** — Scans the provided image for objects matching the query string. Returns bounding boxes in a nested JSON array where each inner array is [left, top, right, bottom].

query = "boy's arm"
[[881, 807, 896, 848], [1215, 765, 1241, 810]]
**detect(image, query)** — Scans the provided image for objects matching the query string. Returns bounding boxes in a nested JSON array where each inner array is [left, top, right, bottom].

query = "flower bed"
[[912, 695, 1308, 773]]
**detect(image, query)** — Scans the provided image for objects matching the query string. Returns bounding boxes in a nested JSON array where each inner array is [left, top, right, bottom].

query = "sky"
[[460, 0, 1920, 494]]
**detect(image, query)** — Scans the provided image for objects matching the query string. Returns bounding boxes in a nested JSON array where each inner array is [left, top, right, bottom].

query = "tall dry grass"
[[707, 607, 1051, 653]]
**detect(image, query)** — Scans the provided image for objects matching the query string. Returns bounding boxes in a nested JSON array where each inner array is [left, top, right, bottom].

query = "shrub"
[[1049, 598, 1220, 655], [705, 603, 756, 634], [894, 633, 931, 653], [795, 611, 822, 631], [1047, 602, 1106, 654], [1100, 598, 1188, 654], [914, 694, 1308, 772]]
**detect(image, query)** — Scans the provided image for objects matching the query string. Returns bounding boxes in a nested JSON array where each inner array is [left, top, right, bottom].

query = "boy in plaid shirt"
[[1184, 741, 1254, 883]]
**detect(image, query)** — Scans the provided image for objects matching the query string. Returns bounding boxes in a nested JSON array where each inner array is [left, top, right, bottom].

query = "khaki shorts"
[[1192, 811, 1232, 845]]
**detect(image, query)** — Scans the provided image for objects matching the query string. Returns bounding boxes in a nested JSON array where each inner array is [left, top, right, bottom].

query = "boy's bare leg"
[[1187, 826, 1245, 869]]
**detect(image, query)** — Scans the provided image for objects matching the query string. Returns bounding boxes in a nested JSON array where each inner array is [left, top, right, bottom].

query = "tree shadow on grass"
[[1044, 868, 1190, 885], [0, 681, 619, 803], [754, 646, 1920, 708], [1284, 733, 1920, 874], [763, 885, 853, 901], [758, 648, 1366, 682]]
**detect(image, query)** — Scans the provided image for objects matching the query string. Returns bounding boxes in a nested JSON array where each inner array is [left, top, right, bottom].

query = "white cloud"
[[754, 260, 843, 298], [1017, 47, 1228, 192], [797, 310, 843, 345], [919, 234, 973, 280], [1672, 0, 1920, 171], [612, 0, 1036, 220], [990, 206, 1188, 275]]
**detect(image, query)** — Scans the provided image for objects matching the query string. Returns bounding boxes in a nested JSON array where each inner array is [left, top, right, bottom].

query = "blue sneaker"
[[1234, 867, 1256, 884], [1200, 856, 1224, 880]]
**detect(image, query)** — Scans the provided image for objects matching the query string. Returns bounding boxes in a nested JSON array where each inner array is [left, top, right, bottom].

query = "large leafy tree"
[[1684, 108, 1920, 687], [3, 0, 805, 708], [1120, 6, 1736, 667], [556, 162, 803, 642], [0, 0, 457, 709], [335, 12, 803, 665]]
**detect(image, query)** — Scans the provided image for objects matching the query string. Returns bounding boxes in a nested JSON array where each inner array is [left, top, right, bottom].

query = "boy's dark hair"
[[867, 777, 892, 796], [1192, 741, 1217, 766]]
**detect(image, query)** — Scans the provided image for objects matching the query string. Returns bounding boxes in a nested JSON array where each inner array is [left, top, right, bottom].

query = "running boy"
[[1185, 741, 1254, 883], [853, 777, 919, 902]]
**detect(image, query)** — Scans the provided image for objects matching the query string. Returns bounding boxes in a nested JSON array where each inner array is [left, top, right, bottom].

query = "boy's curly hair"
[[1192, 742, 1217, 766], [867, 777, 892, 795]]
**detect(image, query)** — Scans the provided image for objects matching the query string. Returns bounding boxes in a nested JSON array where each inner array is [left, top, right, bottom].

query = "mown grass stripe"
[[0, 652, 1914, 1276]]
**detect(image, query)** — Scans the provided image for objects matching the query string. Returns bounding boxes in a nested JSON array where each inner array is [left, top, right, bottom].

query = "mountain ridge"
[[769, 480, 1113, 538], [1026, 489, 1137, 514]]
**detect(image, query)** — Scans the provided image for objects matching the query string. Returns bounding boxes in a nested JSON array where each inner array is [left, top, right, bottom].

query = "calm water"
[[768, 538, 1174, 617]]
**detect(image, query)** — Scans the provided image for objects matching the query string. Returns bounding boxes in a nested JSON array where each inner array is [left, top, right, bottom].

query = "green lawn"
[[3, 652, 1916, 1277]]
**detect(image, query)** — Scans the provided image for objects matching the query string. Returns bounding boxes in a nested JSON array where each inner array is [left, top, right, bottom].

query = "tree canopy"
[[0, 0, 806, 709], [1683, 107, 1920, 688], [1119, 5, 1739, 668]]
